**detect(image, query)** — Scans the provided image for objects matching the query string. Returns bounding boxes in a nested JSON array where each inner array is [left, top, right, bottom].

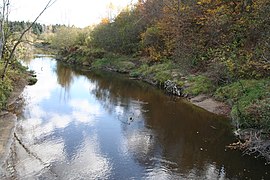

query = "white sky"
[[9, 0, 136, 28]]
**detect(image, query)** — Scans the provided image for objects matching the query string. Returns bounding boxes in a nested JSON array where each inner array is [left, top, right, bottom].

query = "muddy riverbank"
[[189, 95, 230, 116]]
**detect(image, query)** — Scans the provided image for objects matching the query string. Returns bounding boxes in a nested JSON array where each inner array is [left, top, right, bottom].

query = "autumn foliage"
[[49, 0, 270, 159], [86, 0, 269, 79]]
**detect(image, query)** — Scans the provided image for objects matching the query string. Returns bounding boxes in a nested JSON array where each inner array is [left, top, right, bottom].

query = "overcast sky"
[[9, 0, 136, 27]]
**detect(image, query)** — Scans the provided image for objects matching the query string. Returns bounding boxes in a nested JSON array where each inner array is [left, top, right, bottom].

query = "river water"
[[4, 56, 269, 179]]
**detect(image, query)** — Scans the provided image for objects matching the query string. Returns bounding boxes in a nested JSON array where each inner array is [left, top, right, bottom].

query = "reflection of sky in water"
[[12, 57, 269, 179], [16, 57, 113, 178], [16, 57, 158, 179]]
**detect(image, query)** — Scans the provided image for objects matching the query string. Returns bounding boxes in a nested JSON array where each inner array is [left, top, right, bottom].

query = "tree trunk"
[[1, 0, 56, 80], [0, 0, 6, 60]]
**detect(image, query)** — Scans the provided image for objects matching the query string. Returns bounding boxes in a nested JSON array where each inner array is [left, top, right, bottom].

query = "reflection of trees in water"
[[72, 69, 154, 116], [61, 66, 269, 179], [71, 68, 228, 176], [55, 62, 76, 101], [55, 62, 74, 88]]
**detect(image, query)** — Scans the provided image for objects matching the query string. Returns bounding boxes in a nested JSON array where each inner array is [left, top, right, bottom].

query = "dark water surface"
[[7, 56, 269, 179]]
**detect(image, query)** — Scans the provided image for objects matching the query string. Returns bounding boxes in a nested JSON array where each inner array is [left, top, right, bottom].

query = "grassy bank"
[[0, 62, 36, 111], [215, 79, 270, 131], [58, 52, 269, 132]]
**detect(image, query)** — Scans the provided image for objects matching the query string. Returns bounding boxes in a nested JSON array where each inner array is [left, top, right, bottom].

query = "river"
[[3, 56, 269, 179]]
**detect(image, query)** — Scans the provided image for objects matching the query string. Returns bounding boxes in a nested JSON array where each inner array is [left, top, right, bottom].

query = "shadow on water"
[[6, 58, 269, 179]]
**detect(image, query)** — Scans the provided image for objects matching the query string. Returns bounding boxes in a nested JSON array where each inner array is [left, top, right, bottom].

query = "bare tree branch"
[[1, 0, 57, 80]]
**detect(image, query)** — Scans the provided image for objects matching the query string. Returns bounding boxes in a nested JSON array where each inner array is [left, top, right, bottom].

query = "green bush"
[[0, 79, 13, 109], [244, 98, 270, 132], [86, 48, 106, 59], [28, 77, 38, 85], [215, 79, 270, 130]]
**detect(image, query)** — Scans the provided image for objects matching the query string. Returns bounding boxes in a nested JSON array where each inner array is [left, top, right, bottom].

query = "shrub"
[[244, 98, 270, 132], [215, 79, 270, 130], [0, 79, 13, 109]]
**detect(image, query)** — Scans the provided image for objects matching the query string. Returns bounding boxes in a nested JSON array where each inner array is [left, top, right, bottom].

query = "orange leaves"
[[100, 18, 110, 25], [146, 47, 162, 61]]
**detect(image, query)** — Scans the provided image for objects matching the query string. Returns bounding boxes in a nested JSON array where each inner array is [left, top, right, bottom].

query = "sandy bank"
[[189, 95, 231, 116]]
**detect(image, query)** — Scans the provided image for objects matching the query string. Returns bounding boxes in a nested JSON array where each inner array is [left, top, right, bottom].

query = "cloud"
[[120, 130, 154, 157], [53, 135, 112, 179], [69, 99, 102, 124], [14, 139, 65, 178], [50, 114, 72, 129], [24, 58, 58, 104]]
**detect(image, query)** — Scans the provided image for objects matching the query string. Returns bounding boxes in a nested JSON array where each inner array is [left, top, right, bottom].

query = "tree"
[[0, 0, 9, 60], [0, 0, 57, 80], [50, 26, 80, 50]]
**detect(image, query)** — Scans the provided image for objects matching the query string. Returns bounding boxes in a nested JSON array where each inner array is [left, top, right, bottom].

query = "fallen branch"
[[227, 129, 270, 163]]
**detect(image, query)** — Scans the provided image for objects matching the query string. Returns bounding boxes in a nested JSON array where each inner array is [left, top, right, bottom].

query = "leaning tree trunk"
[[1, 0, 56, 80], [0, 0, 7, 60]]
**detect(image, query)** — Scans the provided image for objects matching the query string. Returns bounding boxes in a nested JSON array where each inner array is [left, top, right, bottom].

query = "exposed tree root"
[[227, 129, 270, 163]]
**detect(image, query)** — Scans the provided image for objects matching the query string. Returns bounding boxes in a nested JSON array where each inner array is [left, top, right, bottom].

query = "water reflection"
[[8, 57, 270, 179], [55, 63, 74, 92]]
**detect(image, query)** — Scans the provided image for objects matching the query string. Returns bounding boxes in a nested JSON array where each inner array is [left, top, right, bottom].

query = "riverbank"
[[57, 54, 231, 116], [55, 52, 270, 162], [189, 95, 231, 116], [0, 68, 36, 172]]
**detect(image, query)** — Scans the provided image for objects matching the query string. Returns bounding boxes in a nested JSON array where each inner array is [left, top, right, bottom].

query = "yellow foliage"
[[147, 47, 162, 61], [100, 18, 110, 24], [226, 59, 235, 75]]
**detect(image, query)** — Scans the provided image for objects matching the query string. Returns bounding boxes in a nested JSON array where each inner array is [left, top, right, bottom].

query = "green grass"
[[0, 61, 29, 110], [92, 54, 136, 72], [215, 79, 270, 131], [130, 61, 174, 83], [92, 58, 110, 68], [184, 75, 215, 96]]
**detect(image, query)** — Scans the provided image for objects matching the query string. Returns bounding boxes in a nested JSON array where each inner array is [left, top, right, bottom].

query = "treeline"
[[9, 21, 44, 35], [9, 21, 66, 35], [53, 0, 270, 78], [49, 0, 270, 136], [91, 0, 270, 78]]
